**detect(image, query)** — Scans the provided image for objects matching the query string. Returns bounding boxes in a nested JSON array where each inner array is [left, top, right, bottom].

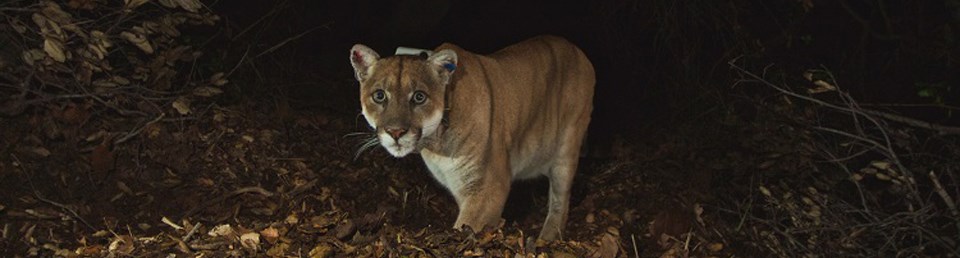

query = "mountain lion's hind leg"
[[539, 159, 576, 241]]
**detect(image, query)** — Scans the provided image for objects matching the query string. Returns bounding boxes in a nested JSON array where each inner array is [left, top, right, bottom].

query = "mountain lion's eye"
[[372, 90, 386, 103], [412, 91, 427, 104]]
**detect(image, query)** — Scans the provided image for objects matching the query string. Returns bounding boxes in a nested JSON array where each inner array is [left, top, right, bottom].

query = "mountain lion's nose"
[[385, 128, 408, 140]]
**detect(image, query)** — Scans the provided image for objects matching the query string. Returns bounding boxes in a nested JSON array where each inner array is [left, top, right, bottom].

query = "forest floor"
[[4, 72, 958, 257], [1, 92, 708, 257]]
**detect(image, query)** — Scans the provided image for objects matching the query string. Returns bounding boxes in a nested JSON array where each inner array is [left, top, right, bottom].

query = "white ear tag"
[[395, 47, 434, 56]]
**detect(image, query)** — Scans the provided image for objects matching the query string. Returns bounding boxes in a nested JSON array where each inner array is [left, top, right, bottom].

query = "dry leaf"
[[260, 227, 280, 243], [91, 30, 112, 48], [22, 49, 46, 66], [196, 177, 215, 187], [158, 16, 183, 37], [10, 18, 27, 33], [208, 224, 235, 237], [158, 0, 178, 9], [309, 243, 334, 258], [92, 78, 119, 88], [159, 0, 202, 12], [124, 0, 150, 10], [708, 242, 724, 252], [599, 231, 620, 258], [108, 235, 135, 255], [172, 97, 191, 115], [759, 186, 772, 196], [30, 147, 51, 157], [75, 245, 103, 256], [209, 72, 225, 82], [43, 38, 67, 62], [808, 80, 836, 94], [210, 72, 229, 86], [120, 31, 154, 54], [876, 173, 891, 181], [267, 242, 290, 257], [42, 2, 74, 24], [175, 0, 203, 12], [240, 232, 261, 250], [285, 213, 300, 224], [86, 44, 106, 60], [113, 76, 131, 85], [870, 160, 891, 170], [193, 86, 223, 97]]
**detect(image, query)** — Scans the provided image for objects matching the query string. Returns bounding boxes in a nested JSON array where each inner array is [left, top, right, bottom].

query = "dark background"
[[213, 0, 959, 153]]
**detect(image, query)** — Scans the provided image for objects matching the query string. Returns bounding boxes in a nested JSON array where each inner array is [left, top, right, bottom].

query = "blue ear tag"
[[443, 63, 456, 72]]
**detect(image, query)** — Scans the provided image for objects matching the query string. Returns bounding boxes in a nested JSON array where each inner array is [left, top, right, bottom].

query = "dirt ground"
[[0, 89, 697, 257], [5, 74, 954, 258]]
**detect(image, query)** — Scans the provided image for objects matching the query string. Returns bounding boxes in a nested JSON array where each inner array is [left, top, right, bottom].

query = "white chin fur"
[[379, 132, 416, 157]]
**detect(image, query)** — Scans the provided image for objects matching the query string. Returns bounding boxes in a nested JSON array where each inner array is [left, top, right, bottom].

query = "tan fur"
[[350, 35, 594, 240]]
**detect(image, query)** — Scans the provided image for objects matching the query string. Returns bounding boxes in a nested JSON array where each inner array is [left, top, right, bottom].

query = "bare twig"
[[861, 103, 960, 112], [226, 47, 251, 78], [859, 109, 960, 135], [230, 0, 289, 41], [729, 60, 924, 203], [182, 222, 202, 242], [10, 154, 97, 231], [114, 113, 166, 144], [33, 192, 97, 231], [254, 22, 332, 59], [928, 171, 960, 233], [819, 146, 871, 213], [726, 60, 960, 256]]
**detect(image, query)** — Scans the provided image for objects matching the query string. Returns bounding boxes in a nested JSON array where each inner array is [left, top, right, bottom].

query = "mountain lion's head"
[[349, 44, 458, 157]]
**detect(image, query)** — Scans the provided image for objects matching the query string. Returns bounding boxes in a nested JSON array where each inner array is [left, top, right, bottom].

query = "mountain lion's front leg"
[[452, 167, 511, 232]]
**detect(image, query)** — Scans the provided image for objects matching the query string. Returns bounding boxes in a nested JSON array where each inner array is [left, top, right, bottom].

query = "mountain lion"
[[349, 35, 594, 240]]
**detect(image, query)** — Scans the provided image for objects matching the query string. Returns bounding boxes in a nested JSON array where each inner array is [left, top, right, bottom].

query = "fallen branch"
[[729, 59, 924, 203], [859, 109, 960, 135], [928, 170, 960, 234], [729, 58, 960, 135]]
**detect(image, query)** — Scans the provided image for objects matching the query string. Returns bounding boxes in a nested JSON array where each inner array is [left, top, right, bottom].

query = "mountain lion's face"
[[349, 45, 457, 157]]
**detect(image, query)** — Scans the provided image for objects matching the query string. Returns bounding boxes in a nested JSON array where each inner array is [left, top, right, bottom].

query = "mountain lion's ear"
[[428, 49, 457, 85], [350, 44, 380, 81]]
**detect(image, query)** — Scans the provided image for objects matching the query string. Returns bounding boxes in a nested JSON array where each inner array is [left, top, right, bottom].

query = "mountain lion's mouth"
[[383, 142, 414, 157], [379, 130, 419, 157]]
